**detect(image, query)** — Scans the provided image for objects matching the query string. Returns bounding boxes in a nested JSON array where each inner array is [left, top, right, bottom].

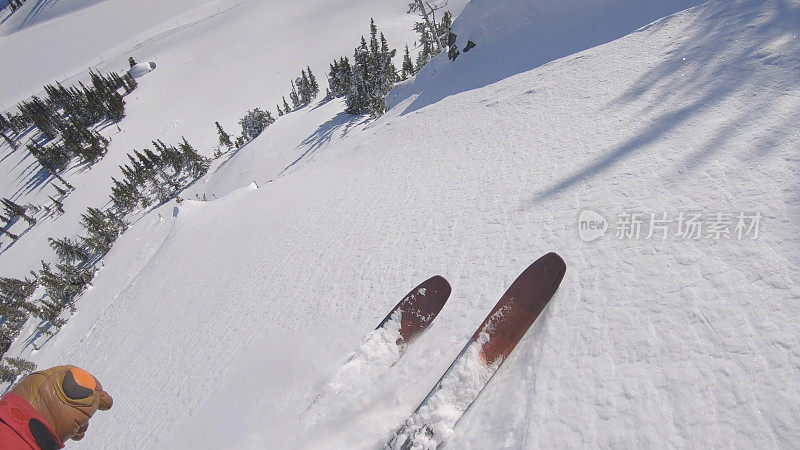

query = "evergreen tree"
[[110, 177, 139, 211], [18, 97, 58, 140], [297, 70, 313, 105], [179, 137, 209, 178], [239, 109, 274, 142], [123, 73, 138, 93], [0, 131, 17, 151], [0, 358, 36, 384], [0, 277, 36, 305], [38, 260, 92, 308], [283, 96, 291, 114], [215, 121, 233, 149], [48, 196, 65, 215], [277, 105, 284, 117], [27, 142, 73, 189], [289, 81, 301, 109], [401, 45, 415, 80], [330, 57, 352, 97], [105, 90, 126, 122], [0, 225, 18, 241], [80, 208, 126, 255], [307, 66, 319, 97], [416, 28, 435, 70], [438, 11, 453, 49], [2, 198, 35, 226], [345, 19, 397, 116], [48, 237, 89, 263], [346, 38, 371, 115], [129, 57, 137, 68]]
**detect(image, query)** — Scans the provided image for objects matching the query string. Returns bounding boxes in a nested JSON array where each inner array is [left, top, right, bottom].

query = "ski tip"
[[427, 275, 452, 299], [539, 252, 567, 280]]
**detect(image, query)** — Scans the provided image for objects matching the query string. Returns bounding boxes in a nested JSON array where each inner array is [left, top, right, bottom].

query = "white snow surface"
[[128, 62, 155, 78], [390, 332, 499, 449], [1, 0, 799, 448]]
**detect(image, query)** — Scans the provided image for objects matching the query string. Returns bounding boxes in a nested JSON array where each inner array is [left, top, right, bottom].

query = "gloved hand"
[[12, 365, 112, 443]]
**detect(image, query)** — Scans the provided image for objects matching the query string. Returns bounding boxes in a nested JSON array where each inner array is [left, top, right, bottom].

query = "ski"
[[376, 274, 452, 349], [301, 275, 451, 427], [387, 253, 566, 450]]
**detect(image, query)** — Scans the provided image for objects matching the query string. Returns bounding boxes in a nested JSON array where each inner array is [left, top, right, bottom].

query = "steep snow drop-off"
[[7, 0, 800, 448], [0, 0, 467, 279]]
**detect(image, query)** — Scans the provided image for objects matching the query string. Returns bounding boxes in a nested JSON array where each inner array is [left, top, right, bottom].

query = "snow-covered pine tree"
[[123, 73, 138, 94], [283, 96, 291, 114], [327, 57, 353, 98], [80, 207, 126, 255], [416, 28, 435, 70], [48, 237, 89, 263], [345, 20, 397, 116], [27, 142, 73, 186], [307, 66, 319, 97], [346, 38, 371, 115], [179, 137, 209, 178], [277, 105, 284, 116], [105, 90, 126, 122], [215, 121, 233, 149], [401, 45, 415, 79], [298, 70, 313, 105], [239, 108, 273, 142], [129, 57, 137, 68], [289, 81, 301, 109], [438, 11, 453, 49], [379, 33, 398, 90], [110, 177, 138, 211]]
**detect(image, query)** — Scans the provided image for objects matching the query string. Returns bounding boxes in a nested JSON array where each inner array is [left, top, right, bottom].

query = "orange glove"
[[11, 365, 113, 443]]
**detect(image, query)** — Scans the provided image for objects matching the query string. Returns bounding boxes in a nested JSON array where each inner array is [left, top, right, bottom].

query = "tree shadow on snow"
[[278, 111, 366, 177], [529, 0, 800, 211], [392, 0, 705, 116]]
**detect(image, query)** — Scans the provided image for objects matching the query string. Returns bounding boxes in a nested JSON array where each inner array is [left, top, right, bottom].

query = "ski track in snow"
[[0, 0, 798, 448]]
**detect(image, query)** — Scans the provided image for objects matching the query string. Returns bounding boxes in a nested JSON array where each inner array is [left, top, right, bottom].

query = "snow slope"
[[4, 0, 800, 448], [0, 0, 467, 278]]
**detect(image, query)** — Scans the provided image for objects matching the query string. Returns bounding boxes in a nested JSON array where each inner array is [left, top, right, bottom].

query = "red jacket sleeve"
[[0, 392, 64, 450]]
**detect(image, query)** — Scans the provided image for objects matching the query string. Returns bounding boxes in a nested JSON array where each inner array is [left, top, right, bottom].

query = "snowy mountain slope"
[[4, 0, 800, 448], [0, 0, 467, 278], [387, 0, 707, 113]]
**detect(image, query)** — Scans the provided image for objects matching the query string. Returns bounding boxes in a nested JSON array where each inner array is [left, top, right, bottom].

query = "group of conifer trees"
[[213, 66, 321, 152], [0, 68, 146, 358], [0, 69, 138, 192], [6, 0, 27, 12], [325, 19, 398, 116], [110, 138, 209, 211], [0, 12, 456, 365], [323, 15, 449, 117], [279, 66, 320, 116], [0, 136, 209, 356]]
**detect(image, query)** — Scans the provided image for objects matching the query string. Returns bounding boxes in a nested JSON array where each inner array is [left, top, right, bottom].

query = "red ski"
[[302, 276, 451, 427], [388, 253, 566, 449], [377, 275, 452, 349]]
